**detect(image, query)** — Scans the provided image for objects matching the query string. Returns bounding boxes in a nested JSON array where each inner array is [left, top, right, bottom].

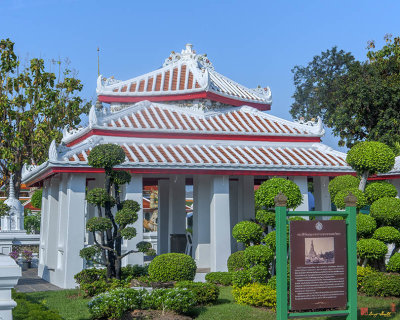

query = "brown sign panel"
[[290, 220, 347, 311]]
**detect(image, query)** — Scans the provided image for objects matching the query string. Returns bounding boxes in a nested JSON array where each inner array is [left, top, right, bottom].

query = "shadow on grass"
[[187, 298, 231, 318]]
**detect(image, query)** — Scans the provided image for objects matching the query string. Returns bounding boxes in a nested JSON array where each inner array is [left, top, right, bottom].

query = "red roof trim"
[[98, 92, 271, 111], [66, 129, 321, 147], [26, 166, 355, 187]]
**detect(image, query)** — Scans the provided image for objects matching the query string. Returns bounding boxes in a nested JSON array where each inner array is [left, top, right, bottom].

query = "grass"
[[23, 287, 400, 320]]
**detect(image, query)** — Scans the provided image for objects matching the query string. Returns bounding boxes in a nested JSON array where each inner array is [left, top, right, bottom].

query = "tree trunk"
[[115, 257, 121, 280], [359, 171, 369, 192]]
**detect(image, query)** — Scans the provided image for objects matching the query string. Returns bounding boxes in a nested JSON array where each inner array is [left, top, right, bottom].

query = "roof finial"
[[185, 43, 193, 53], [9, 174, 15, 199]]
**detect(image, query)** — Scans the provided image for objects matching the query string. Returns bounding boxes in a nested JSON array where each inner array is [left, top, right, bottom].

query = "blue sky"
[[1, 0, 400, 151]]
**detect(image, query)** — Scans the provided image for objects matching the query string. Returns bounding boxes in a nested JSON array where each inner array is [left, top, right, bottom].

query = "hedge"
[[148, 253, 196, 282]]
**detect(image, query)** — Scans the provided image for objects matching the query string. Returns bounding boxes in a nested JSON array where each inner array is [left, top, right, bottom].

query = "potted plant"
[[21, 250, 33, 270], [9, 250, 19, 262]]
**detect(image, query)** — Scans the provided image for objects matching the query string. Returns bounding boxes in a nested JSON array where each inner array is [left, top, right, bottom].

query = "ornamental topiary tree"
[[79, 143, 149, 280], [365, 182, 397, 205], [387, 253, 400, 273], [227, 251, 246, 272], [148, 253, 197, 282], [372, 226, 400, 257], [328, 175, 360, 199], [232, 221, 263, 247], [333, 188, 367, 211], [356, 214, 377, 239], [370, 197, 400, 228], [255, 177, 302, 210], [357, 238, 388, 268], [346, 141, 395, 191]]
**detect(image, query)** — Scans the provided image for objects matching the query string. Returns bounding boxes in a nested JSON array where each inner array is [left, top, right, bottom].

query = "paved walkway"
[[15, 268, 61, 293]]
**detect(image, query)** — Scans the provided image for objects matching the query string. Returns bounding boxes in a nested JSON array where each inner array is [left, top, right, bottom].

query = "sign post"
[[274, 192, 357, 320]]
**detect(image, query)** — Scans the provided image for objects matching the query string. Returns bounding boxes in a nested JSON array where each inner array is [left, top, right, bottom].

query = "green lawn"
[[24, 287, 400, 320]]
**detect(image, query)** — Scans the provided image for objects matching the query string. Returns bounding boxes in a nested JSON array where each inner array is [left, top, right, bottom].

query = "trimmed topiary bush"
[[356, 214, 377, 239], [365, 182, 397, 204], [334, 188, 367, 210], [255, 210, 275, 228], [267, 275, 277, 290], [372, 226, 400, 245], [205, 272, 233, 286], [232, 283, 277, 308], [263, 231, 276, 251], [148, 253, 196, 282], [360, 272, 400, 297], [87, 143, 126, 172], [244, 245, 274, 267], [357, 266, 376, 290], [249, 264, 270, 283], [232, 269, 252, 288], [232, 221, 263, 247], [370, 197, 400, 228], [175, 281, 220, 305], [74, 268, 106, 285], [255, 177, 302, 210], [346, 141, 395, 177], [328, 175, 359, 199], [88, 288, 144, 319], [387, 253, 400, 273], [357, 238, 388, 264], [227, 251, 246, 272], [30, 189, 43, 209]]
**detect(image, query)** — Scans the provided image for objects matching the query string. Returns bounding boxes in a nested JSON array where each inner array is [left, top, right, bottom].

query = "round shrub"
[[175, 281, 220, 305], [249, 264, 270, 283], [148, 253, 196, 282], [86, 188, 116, 207], [360, 272, 400, 297], [267, 275, 277, 290], [356, 214, 377, 239], [328, 175, 359, 199], [263, 231, 276, 251], [232, 283, 277, 308], [357, 238, 388, 262], [30, 189, 43, 209], [227, 251, 246, 272], [365, 181, 397, 204], [346, 141, 395, 176], [232, 269, 252, 288], [334, 188, 367, 210], [74, 268, 106, 285], [357, 266, 376, 290], [370, 197, 400, 228], [387, 253, 400, 273], [88, 288, 144, 319], [87, 143, 126, 171], [373, 226, 400, 245], [205, 272, 233, 286], [255, 177, 302, 210], [232, 221, 263, 247], [244, 245, 274, 267], [142, 288, 196, 313], [255, 210, 275, 228]]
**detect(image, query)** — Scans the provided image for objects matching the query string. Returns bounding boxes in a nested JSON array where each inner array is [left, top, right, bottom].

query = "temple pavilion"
[[22, 44, 354, 288]]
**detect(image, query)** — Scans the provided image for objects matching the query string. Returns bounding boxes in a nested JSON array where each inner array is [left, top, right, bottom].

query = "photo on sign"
[[305, 237, 334, 265]]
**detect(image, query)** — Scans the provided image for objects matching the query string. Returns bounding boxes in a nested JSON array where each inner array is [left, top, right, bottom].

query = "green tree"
[[291, 35, 400, 148], [0, 38, 90, 197], [79, 144, 148, 280]]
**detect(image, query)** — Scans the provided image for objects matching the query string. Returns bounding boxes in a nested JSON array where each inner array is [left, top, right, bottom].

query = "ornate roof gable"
[[96, 44, 272, 110]]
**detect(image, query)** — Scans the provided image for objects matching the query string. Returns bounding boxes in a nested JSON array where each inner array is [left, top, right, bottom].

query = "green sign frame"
[[274, 192, 357, 320]]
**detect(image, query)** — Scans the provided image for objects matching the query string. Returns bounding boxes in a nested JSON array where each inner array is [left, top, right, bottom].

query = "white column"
[[291, 176, 309, 212], [38, 179, 50, 278], [168, 175, 186, 252], [124, 175, 143, 266], [193, 175, 211, 268], [210, 176, 231, 272], [157, 179, 169, 255], [63, 174, 86, 289], [55, 174, 68, 287], [390, 179, 400, 198], [229, 180, 239, 253], [46, 176, 60, 274], [314, 176, 331, 212], [240, 176, 255, 221]]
